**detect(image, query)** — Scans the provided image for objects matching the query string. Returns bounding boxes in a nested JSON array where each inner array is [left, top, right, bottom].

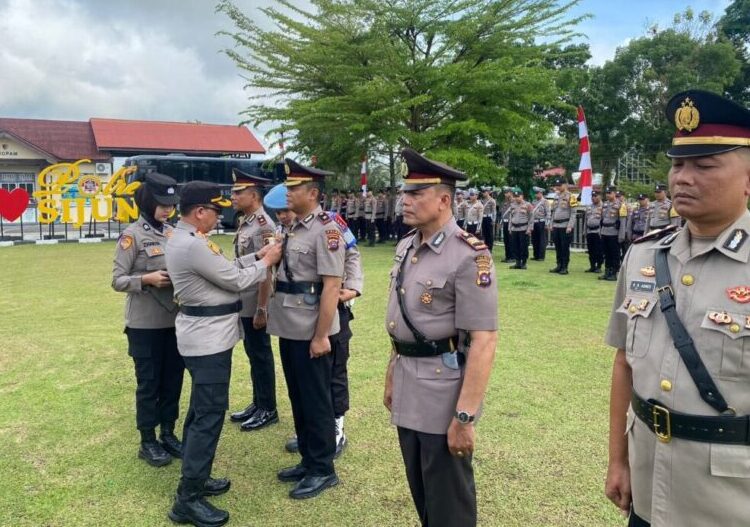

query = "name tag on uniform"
[[630, 281, 655, 293]]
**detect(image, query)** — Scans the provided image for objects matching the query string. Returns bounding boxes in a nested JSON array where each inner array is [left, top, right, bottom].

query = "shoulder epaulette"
[[633, 224, 679, 244], [457, 230, 488, 251], [318, 212, 332, 225], [569, 195, 578, 207], [257, 215, 267, 226], [669, 206, 680, 218], [619, 203, 628, 217]]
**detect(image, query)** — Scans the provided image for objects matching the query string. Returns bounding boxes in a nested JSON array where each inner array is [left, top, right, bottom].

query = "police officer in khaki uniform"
[[464, 189, 483, 235], [627, 193, 650, 242], [499, 187, 515, 262], [508, 188, 534, 269], [454, 190, 467, 230], [112, 172, 183, 467], [600, 186, 628, 281], [605, 90, 750, 527], [267, 159, 345, 500], [345, 191, 356, 224], [375, 189, 388, 243], [384, 148, 498, 527], [228, 169, 280, 432], [530, 186, 550, 261], [395, 186, 406, 239], [549, 177, 577, 275], [647, 182, 682, 231], [165, 182, 282, 527], [364, 190, 376, 246], [481, 187, 496, 252], [583, 189, 604, 273]]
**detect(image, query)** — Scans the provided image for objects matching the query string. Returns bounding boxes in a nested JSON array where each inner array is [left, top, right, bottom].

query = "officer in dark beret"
[[112, 173, 183, 467]]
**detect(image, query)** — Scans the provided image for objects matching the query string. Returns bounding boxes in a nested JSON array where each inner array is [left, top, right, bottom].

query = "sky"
[[0, 0, 734, 151]]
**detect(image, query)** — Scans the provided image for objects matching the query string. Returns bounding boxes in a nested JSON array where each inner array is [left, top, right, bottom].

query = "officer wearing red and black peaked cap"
[[266, 158, 346, 500], [227, 169, 281, 433], [384, 148, 498, 527], [606, 90, 750, 527]]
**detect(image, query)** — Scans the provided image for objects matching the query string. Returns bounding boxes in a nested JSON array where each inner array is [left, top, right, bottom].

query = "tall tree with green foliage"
[[217, 0, 586, 185], [718, 0, 750, 105]]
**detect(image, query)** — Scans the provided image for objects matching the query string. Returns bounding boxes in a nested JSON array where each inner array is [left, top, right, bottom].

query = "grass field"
[[0, 238, 625, 527]]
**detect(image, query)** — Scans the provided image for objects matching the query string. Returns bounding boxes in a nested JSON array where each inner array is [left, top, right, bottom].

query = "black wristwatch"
[[454, 410, 475, 425]]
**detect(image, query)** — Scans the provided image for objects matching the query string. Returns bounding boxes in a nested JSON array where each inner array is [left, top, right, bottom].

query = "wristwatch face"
[[456, 411, 471, 424]]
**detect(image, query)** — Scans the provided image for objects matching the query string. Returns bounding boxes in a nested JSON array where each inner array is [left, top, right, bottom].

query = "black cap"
[[637, 193, 648, 200], [400, 148, 467, 191], [143, 172, 179, 206], [284, 158, 335, 187], [605, 185, 617, 193], [654, 183, 668, 192], [231, 168, 272, 192], [666, 89, 750, 158], [552, 177, 564, 186], [512, 189, 523, 197], [591, 190, 600, 197], [180, 181, 231, 209]]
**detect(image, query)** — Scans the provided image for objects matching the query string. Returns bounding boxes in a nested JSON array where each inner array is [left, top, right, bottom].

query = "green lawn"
[[0, 239, 624, 526]]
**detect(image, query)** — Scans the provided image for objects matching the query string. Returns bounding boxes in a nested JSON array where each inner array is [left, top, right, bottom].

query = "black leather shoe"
[[229, 403, 257, 423], [584, 267, 596, 273], [604, 274, 618, 281], [240, 409, 279, 431], [203, 477, 231, 497], [594, 267, 602, 274], [169, 496, 228, 527], [278, 464, 307, 482], [160, 432, 183, 459], [139, 440, 172, 467], [549, 266, 561, 273], [558, 267, 569, 275], [509, 264, 521, 269], [285, 436, 299, 454], [289, 474, 339, 500], [598, 272, 610, 280]]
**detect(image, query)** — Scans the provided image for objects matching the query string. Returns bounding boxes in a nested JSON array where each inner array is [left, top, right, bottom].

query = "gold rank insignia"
[[727, 286, 750, 304], [420, 292, 433, 304], [675, 97, 700, 133], [637, 299, 649, 311], [207, 240, 222, 255], [745, 316, 750, 330], [326, 229, 340, 251], [708, 311, 732, 325], [475, 255, 492, 287], [119, 234, 133, 250], [640, 266, 656, 277]]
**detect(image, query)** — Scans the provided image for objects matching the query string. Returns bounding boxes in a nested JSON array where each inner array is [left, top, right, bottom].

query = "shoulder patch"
[[633, 224, 679, 244], [318, 212, 332, 225], [258, 215, 267, 226], [119, 234, 133, 250], [457, 230, 488, 251], [326, 229, 340, 251], [475, 254, 493, 287], [619, 204, 628, 217]]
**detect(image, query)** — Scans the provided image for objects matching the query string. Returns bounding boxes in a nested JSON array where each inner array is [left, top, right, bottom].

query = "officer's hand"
[[142, 270, 171, 288], [526, 229, 532, 236], [253, 310, 267, 329], [447, 419, 475, 457], [605, 461, 632, 516], [339, 289, 358, 303], [309, 335, 331, 359], [260, 243, 283, 266], [566, 227, 573, 234], [383, 380, 393, 412]]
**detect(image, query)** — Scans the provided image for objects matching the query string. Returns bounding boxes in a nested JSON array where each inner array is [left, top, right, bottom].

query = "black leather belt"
[[512, 222, 528, 227], [631, 392, 750, 444], [391, 337, 457, 357], [275, 281, 323, 295], [179, 300, 242, 317], [633, 230, 644, 236], [602, 222, 617, 227]]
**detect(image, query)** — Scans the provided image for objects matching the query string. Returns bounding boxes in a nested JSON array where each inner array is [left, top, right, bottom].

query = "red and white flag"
[[577, 106, 593, 206], [360, 154, 368, 196]]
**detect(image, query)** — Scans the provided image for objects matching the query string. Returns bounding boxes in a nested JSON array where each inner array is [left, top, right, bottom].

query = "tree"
[[217, 0, 586, 185], [718, 0, 750, 105]]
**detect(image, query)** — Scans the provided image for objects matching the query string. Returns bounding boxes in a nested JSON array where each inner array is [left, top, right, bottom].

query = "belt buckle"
[[657, 285, 674, 297], [652, 404, 672, 443]]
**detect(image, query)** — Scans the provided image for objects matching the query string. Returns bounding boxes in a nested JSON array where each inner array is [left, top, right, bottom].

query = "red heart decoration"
[[0, 188, 31, 221]]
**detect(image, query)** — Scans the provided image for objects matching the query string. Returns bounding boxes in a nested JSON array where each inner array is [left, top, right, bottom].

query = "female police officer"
[[112, 173, 184, 467]]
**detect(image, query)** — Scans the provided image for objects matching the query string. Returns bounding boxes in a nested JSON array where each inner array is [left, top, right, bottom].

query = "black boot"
[[160, 425, 183, 459], [139, 429, 171, 467], [594, 264, 602, 274], [518, 261, 527, 270], [584, 265, 597, 273], [203, 477, 231, 497], [598, 269, 611, 280], [509, 260, 522, 269], [558, 261, 569, 275], [605, 269, 619, 281], [169, 478, 229, 527], [549, 264, 561, 273]]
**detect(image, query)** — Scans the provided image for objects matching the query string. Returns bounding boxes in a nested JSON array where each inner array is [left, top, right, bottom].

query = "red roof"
[[90, 118, 265, 155], [0, 118, 110, 161]]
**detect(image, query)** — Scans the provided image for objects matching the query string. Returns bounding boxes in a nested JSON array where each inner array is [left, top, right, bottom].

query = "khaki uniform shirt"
[[454, 200, 466, 221], [364, 197, 374, 221], [165, 220, 268, 357], [385, 218, 498, 434], [346, 198, 356, 217], [375, 196, 386, 219], [629, 205, 649, 238], [584, 203, 603, 235], [551, 191, 577, 230], [509, 200, 534, 232], [233, 207, 276, 317], [267, 206, 346, 341], [465, 200, 483, 225], [531, 198, 550, 224], [606, 211, 750, 526], [648, 198, 681, 230], [482, 197, 497, 221], [112, 216, 177, 329], [601, 199, 626, 238]]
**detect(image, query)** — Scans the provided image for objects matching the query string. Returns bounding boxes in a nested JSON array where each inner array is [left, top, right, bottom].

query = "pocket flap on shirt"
[[145, 246, 164, 257], [701, 309, 750, 340], [710, 443, 750, 478], [416, 276, 448, 290]]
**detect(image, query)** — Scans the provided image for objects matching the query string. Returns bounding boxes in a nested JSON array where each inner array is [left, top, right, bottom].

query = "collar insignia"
[[724, 229, 748, 253], [432, 231, 445, 247]]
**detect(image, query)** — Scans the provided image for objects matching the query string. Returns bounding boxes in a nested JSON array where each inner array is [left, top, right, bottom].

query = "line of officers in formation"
[[111, 148, 497, 527]]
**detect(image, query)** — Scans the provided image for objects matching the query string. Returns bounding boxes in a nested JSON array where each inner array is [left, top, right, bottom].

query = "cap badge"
[[675, 97, 700, 133], [727, 286, 750, 304], [284, 163, 291, 175], [167, 187, 175, 195]]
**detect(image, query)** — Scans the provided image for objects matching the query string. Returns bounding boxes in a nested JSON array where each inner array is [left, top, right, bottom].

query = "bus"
[[123, 155, 285, 228]]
